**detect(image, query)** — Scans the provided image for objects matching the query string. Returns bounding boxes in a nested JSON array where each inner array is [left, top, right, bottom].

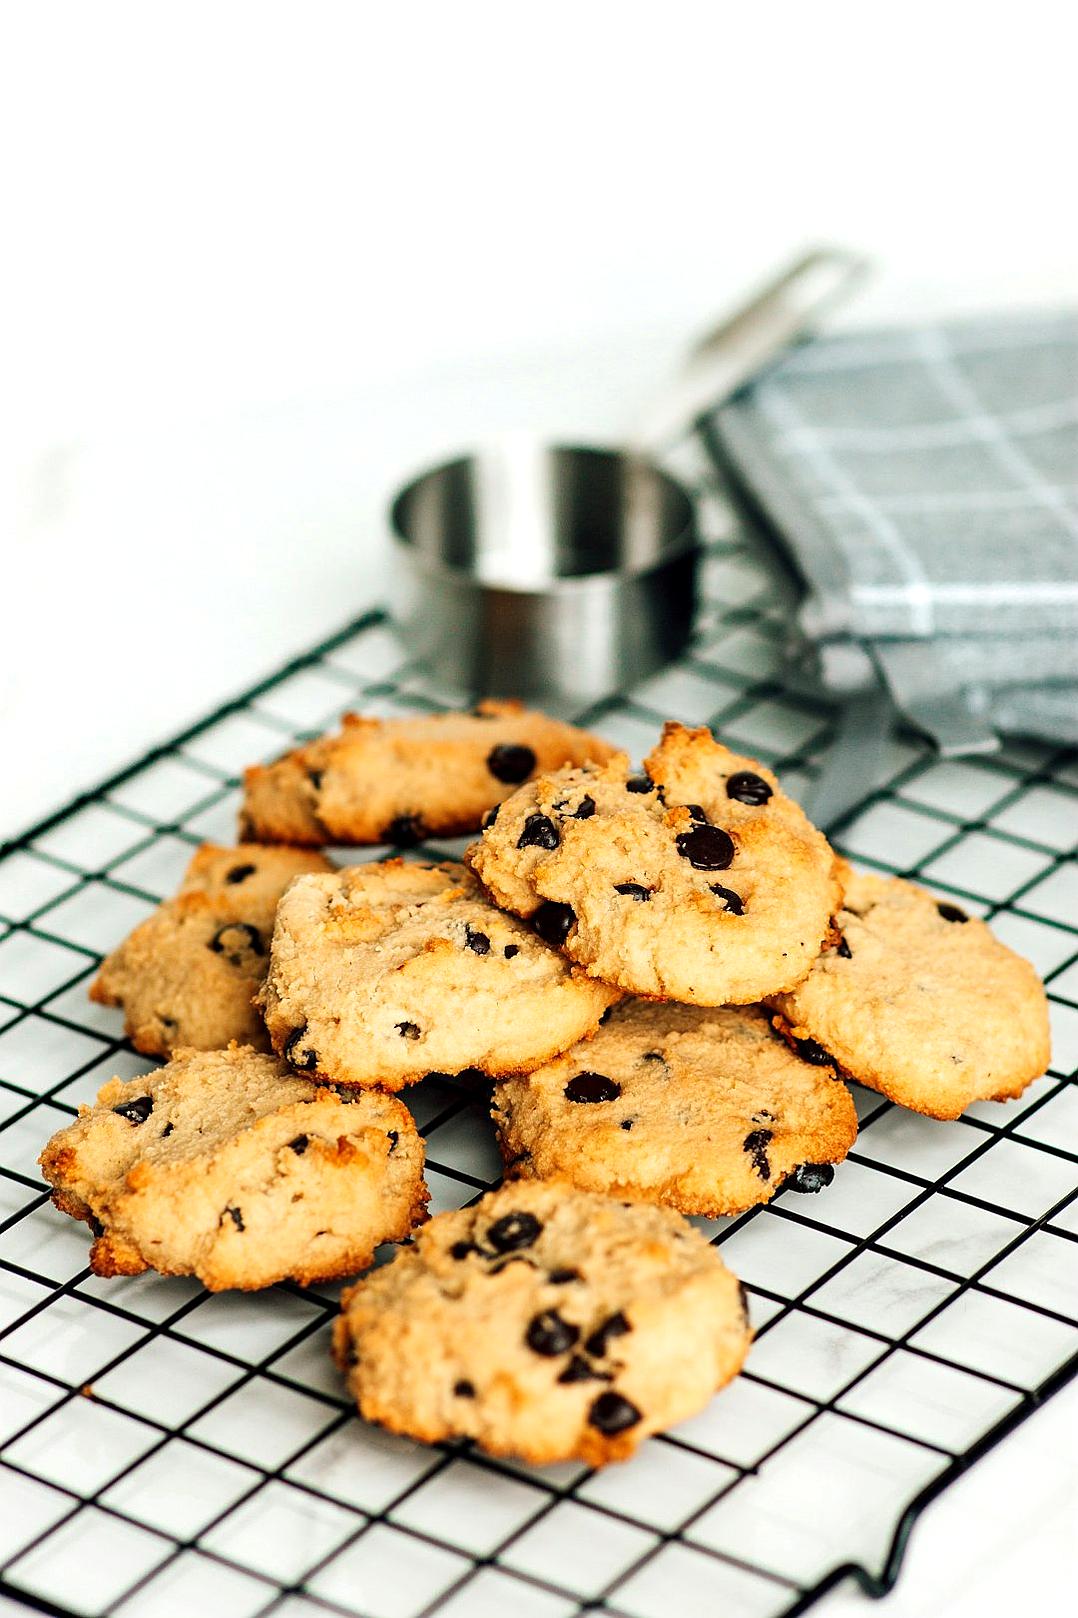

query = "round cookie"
[[333, 1180, 750, 1465], [467, 721, 841, 1005], [258, 860, 619, 1090], [768, 865, 1052, 1120], [240, 701, 616, 846], [492, 1000, 857, 1215], [38, 1045, 428, 1290], [90, 842, 333, 1057]]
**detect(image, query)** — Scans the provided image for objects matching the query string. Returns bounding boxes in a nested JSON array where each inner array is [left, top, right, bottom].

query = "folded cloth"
[[815, 634, 1078, 752], [708, 311, 1078, 753], [986, 683, 1078, 747]]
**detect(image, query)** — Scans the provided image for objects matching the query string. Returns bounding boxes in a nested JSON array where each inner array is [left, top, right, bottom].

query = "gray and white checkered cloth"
[[710, 311, 1078, 752]]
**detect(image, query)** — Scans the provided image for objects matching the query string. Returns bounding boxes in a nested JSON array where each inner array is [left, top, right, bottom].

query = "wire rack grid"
[[0, 452, 1076, 1618]]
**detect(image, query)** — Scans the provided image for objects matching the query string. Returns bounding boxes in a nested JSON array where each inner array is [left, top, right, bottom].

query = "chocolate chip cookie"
[[492, 1000, 857, 1214], [90, 842, 333, 1056], [467, 722, 841, 1004], [258, 860, 618, 1090], [240, 701, 616, 847], [769, 865, 1052, 1119], [333, 1180, 750, 1465], [39, 1045, 428, 1290]]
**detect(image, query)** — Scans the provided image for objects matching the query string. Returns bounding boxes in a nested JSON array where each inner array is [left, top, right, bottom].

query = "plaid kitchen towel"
[[708, 310, 1078, 754]]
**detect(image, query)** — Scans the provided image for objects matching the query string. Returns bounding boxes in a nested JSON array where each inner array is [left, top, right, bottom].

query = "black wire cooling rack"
[[1, 453, 1076, 1618]]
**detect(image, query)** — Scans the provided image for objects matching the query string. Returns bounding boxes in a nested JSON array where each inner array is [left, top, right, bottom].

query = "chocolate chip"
[[465, 927, 491, 955], [726, 770, 773, 805], [937, 902, 968, 924], [709, 884, 744, 914], [225, 863, 256, 884], [558, 1355, 610, 1384], [549, 1267, 581, 1284], [641, 1051, 664, 1063], [743, 1127, 773, 1180], [526, 1310, 580, 1356], [503, 944, 520, 959], [626, 774, 653, 794], [208, 922, 264, 963], [836, 934, 852, 958], [620, 1118, 634, 1131], [454, 1379, 476, 1397], [113, 1095, 153, 1124], [487, 1211, 542, 1252], [614, 882, 652, 901], [387, 1130, 399, 1152], [284, 1026, 319, 1072], [161, 1122, 174, 1138], [396, 1021, 421, 1040], [788, 1162, 835, 1194], [224, 1206, 245, 1231], [588, 1391, 641, 1434], [676, 824, 735, 870], [308, 769, 323, 791], [288, 1134, 309, 1154], [794, 1037, 833, 1067], [532, 901, 576, 945], [450, 1240, 479, 1260], [486, 743, 537, 783], [684, 804, 709, 823], [573, 795, 596, 819], [564, 1072, 621, 1104], [751, 1108, 776, 1123], [585, 1311, 631, 1357], [384, 814, 425, 847], [482, 804, 500, 830], [517, 813, 560, 850]]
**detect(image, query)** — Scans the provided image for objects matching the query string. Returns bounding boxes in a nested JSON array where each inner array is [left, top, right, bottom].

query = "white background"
[[4, 2, 1077, 1613], [8, 0, 1078, 835]]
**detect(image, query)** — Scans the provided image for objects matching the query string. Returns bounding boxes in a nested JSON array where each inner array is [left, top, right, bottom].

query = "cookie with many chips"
[[467, 722, 841, 1004], [39, 1045, 428, 1290], [492, 1000, 857, 1214], [333, 1180, 750, 1465], [240, 701, 615, 846]]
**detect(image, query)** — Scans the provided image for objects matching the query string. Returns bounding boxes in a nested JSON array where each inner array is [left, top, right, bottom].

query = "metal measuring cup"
[[389, 249, 866, 706]]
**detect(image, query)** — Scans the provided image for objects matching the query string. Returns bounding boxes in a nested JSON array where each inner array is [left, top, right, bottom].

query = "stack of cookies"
[[39, 701, 1051, 1466]]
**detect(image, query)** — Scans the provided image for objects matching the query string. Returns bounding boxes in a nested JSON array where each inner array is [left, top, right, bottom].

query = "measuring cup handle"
[[630, 246, 869, 453]]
